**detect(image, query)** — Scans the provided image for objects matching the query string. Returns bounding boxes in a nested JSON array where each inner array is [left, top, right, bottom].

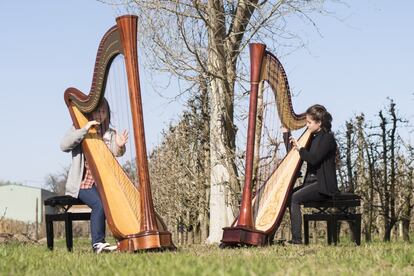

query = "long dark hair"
[[89, 98, 111, 136], [306, 104, 333, 132]]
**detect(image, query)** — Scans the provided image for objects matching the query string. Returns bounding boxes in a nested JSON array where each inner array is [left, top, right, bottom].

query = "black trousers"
[[289, 176, 328, 241]]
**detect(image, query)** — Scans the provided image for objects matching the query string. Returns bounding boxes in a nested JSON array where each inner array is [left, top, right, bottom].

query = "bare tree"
[[337, 100, 414, 242], [377, 101, 402, 241], [398, 147, 414, 242], [149, 91, 210, 243], [44, 167, 69, 195]]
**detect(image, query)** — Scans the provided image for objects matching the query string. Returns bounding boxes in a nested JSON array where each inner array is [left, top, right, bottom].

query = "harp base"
[[117, 230, 176, 252], [221, 226, 269, 247]]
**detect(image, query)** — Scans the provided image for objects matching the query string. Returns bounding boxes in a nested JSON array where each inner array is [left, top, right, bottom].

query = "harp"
[[221, 43, 311, 246], [63, 15, 174, 251]]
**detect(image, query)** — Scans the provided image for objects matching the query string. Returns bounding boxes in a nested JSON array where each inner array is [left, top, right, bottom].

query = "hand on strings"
[[289, 136, 301, 151], [84, 120, 100, 130], [115, 130, 129, 147]]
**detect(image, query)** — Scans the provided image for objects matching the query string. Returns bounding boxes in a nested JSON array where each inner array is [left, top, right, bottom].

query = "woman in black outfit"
[[286, 104, 339, 244]]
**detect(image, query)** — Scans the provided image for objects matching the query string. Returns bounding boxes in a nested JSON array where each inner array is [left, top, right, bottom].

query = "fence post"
[[35, 198, 39, 241]]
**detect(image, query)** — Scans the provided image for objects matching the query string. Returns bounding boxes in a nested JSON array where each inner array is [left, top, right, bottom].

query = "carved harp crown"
[[63, 15, 174, 251], [221, 43, 312, 246]]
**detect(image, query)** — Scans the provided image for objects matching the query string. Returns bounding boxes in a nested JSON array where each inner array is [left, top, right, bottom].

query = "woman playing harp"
[[63, 15, 174, 252], [221, 43, 312, 247], [61, 99, 128, 253], [286, 104, 339, 244]]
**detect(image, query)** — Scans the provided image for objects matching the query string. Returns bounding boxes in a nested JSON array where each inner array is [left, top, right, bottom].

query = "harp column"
[[237, 43, 267, 227], [221, 43, 269, 247], [116, 16, 158, 232]]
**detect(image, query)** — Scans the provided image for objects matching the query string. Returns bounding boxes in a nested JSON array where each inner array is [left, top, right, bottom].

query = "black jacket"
[[299, 131, 339, 196]]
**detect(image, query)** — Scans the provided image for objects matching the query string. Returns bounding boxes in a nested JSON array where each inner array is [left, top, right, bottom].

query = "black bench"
[[303, 193, 361, 245], [44, 195, 91, 251]]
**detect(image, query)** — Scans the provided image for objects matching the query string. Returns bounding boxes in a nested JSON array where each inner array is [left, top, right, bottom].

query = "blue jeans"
[[78, 186, 106, 245]]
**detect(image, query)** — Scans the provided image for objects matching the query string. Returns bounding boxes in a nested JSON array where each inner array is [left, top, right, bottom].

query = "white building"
[[0, 184, 55, 223]]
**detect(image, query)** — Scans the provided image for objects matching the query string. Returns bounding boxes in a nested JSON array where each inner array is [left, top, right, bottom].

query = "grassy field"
[[1, 239, 414, 275]]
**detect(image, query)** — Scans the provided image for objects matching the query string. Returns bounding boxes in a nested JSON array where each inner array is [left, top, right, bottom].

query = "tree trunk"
[[345, 122, 354, 192], [365, 142, 376, 242], [207, 76, 238, 243], [379, 111, 391, 242], [402, 218, 410, 242], [205, 4, 240, 242], [389, 102, 397, 241], [401, 180, 412, 242]]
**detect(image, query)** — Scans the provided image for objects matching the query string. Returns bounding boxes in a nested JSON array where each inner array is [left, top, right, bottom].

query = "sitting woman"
[[60, 98, 128, 253], [285, 104, 339, 244]]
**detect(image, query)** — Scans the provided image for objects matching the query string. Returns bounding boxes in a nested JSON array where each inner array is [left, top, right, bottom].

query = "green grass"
[[1, 239, 414, 275]]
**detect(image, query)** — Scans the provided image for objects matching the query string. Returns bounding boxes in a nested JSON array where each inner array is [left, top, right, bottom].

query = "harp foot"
[[221, 226, 269, 247], [117, 230, 176, 252]]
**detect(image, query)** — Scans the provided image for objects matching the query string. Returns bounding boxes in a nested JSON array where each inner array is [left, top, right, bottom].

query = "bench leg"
[[45, 215, 54, 250], [332, 216, 338, 245], [304, 216, 310, 245], [327, 216, 335, 245], [65, 214, 73, 252]]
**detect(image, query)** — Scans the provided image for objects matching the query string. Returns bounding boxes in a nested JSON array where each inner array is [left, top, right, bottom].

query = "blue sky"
[[0, 1, 413, 187]]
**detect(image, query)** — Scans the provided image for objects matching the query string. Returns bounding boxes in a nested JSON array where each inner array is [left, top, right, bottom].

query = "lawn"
[[1, 239, 413, 275]]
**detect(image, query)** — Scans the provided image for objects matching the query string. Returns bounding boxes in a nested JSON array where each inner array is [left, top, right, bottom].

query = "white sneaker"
[[93, 242, 117, 254], [102, 244, 118, 252]]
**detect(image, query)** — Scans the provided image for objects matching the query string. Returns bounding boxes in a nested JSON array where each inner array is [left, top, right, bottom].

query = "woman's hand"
[[115, 129, 129, 147], [84, 120, 100, 130], [289, 136, 302, 151], [281, 125, 289, 133]]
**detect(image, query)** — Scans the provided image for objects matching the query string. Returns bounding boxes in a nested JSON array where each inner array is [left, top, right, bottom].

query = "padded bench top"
[[44, 195, 84, 207], [331, 192, 361, 201], [303, 192, 361, 208]]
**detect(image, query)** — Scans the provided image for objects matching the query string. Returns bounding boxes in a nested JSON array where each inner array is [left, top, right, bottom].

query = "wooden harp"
[[221, 43, 311, 246], [63, 15, 174, 251]]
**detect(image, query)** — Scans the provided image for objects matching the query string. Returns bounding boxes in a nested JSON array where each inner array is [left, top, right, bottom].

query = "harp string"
[[252, 55, 290, 221], [105, 55, 137, 183], [90, 54, 141, 221], [252, 81, 284, 219]]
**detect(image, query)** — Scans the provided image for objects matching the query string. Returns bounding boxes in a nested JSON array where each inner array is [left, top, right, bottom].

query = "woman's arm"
[[60, 121, 100, 152], [60, 126, 88, 152], [299, 133, 336, 165]]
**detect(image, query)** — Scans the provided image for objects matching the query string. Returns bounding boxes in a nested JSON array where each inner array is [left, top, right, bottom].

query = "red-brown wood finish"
[[237, 43, 266, 228], [116, 15, 159, 235], [221, 44, 268, 246]]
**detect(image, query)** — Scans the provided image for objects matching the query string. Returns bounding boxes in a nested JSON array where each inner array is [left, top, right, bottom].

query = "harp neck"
[[64, 25, 121, 113]]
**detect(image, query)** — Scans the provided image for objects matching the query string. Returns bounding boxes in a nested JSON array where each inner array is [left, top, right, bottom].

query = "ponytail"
[[306, 104, 333, 132]]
